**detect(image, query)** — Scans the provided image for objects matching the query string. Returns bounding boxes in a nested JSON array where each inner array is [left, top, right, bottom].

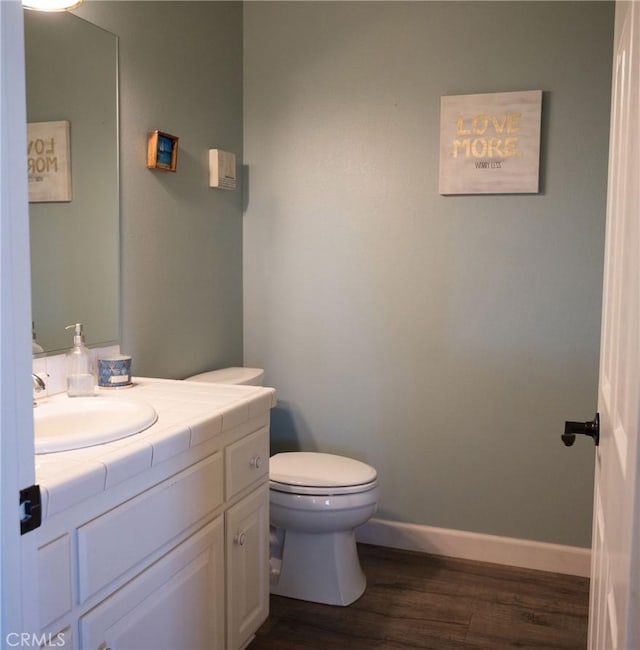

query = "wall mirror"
[[25, 10, 119, 354]]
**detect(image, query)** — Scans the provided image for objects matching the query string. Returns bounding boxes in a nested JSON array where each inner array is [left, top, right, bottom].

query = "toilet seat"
[[269, 479, 378, 496], [269, 452, 377, 496]]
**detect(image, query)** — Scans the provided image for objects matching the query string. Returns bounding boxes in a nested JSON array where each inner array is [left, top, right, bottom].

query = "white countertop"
[[34, 377, 277, 520]]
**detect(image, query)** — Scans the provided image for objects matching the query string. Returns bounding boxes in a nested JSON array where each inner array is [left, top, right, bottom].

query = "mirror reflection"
[[25, 10, 119, 354]]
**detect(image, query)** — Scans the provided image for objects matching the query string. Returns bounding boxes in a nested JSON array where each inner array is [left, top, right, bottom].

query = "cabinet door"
[[80, 517, 225, 650], [38, 534, 72, 630], [226, 484, 269, 649]]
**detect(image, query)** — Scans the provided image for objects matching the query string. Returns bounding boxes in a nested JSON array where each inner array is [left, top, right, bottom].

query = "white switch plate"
[[209, 149, 236, 190]]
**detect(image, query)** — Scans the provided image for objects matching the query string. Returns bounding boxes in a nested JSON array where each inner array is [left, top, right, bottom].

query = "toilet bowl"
[[269, 452, 378, 606], [184, 368, 380, 606]]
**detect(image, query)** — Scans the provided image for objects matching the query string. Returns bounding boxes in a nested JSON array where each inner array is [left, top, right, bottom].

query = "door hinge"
[[20, 484, 41, 535]]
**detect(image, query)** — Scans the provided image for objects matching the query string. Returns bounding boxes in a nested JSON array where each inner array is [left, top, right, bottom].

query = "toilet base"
[[270, 528, 366, 606]]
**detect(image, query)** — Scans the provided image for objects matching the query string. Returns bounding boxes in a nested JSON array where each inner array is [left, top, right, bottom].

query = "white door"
[[588, 2, 640, 648], [0, 0, 40, 643]]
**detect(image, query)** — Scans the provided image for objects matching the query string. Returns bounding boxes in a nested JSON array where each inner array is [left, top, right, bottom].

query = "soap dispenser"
[[65, 323, 95, 397]]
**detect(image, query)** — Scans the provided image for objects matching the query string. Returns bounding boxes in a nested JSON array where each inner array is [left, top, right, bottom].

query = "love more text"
[[451, 111, 523, 159]]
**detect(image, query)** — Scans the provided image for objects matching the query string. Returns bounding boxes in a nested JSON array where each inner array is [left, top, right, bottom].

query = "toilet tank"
[[184, 367, 265, 386]]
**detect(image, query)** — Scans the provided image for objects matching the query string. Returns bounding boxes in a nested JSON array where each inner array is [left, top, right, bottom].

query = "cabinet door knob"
[[250, 455, 262, 469], [234, 531, 246, 546]]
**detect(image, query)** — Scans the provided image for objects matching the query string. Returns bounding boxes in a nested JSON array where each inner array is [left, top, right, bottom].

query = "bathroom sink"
[[34, 397, 157, 454]]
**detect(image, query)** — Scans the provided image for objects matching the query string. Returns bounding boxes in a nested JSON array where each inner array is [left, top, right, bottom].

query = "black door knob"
[[562, 413, 599, 447]]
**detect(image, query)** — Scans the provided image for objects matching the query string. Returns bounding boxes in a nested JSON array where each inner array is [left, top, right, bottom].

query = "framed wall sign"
[[439, 90, 542, 195], [27, 120, 72, 202], [147, 130, 179, 171]]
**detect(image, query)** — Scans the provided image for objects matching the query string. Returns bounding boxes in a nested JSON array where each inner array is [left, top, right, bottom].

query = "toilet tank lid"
[[185, 367, 264, 385], [270, 452, 377, 488]]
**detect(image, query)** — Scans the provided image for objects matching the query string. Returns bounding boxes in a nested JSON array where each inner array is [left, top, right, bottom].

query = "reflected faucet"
[[32, 373, 46, 406]]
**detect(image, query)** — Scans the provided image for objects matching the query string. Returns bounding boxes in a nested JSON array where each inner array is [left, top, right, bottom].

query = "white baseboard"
[[356, 518, 591, 578]]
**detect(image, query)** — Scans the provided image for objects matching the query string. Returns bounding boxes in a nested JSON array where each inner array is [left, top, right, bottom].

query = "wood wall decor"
[[27, 120, 72, 202], [147, 130, 179, 172], [439, 90, 542, 195]]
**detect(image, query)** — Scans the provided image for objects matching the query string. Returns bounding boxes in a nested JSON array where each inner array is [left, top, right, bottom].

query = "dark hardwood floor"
[[250, 543, 590, 650]]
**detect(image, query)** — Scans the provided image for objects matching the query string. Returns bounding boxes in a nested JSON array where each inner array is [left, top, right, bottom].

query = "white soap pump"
[[65, 323, 95, 397]]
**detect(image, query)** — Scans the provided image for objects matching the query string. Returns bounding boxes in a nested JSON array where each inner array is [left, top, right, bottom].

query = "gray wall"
[[78, 1, 244, 379], [243, 1, 614, 547], [69, 1, 613, 548]]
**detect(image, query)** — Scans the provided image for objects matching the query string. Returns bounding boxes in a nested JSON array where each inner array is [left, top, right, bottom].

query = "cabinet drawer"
[[225, 426, 269, 499], [77, 452, 223, 602]]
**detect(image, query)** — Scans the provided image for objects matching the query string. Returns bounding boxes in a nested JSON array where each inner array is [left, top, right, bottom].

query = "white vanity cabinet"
[[35, 379, 275, 650]]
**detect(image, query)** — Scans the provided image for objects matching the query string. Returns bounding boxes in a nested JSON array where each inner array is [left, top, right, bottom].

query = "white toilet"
[[269, 451, 378, 606], [185, 367, 380, 607]]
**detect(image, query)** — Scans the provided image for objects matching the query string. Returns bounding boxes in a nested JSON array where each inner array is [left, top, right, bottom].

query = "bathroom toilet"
[[184, 367, 380, 606], [269, 451, 378, 606]]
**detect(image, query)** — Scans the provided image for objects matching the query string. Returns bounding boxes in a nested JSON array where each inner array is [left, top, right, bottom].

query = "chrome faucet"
[[32, 373, 46, 406]]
